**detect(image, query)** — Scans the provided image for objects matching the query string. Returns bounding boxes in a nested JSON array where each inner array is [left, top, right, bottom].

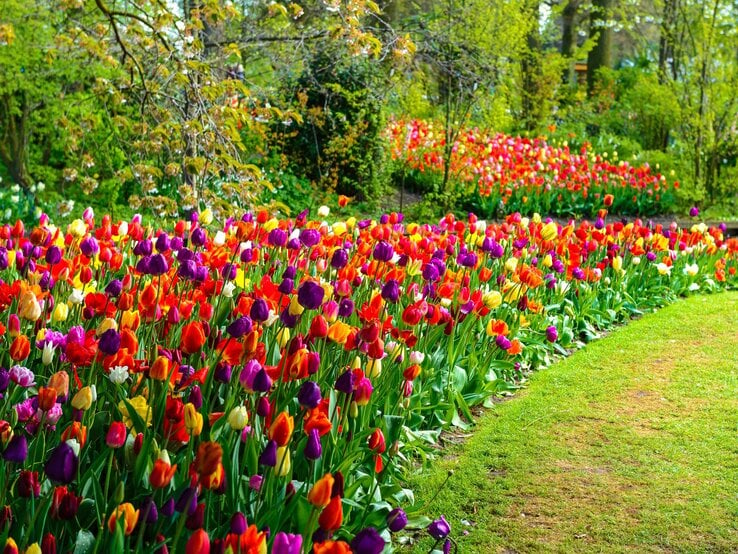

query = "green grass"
[[404, 292, 738, 553]]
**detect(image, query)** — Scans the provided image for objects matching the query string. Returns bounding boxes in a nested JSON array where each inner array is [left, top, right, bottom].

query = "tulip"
[[297, 281, 325, 310], [150, 458, 177, 489], [318, 496, 343, 531], [227, 406, 249, 431], [272, 532, 303, 554], [308, 473, 334, 508], [269, 412, 294, 447], [387, 507, 408, 532], [2, 435, 28, 463], [350, 528, 385, 554], [180, 322, 207, 355], [9, 335, 31, 361], [17, 469, 40, 498], [45, 443, 78, 483], [108, 503, 139, 535], [184, 403, 203, 436], [149, 356, 172, 381], [18, 291, 42, 321], [106, 421, 127, 448], [304, 428, 322, 460], [297, 381, 322, 409], [428, 515, 451, 539]]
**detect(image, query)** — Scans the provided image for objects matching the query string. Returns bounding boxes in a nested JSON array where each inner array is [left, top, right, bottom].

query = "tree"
[[587, 0, 614, 94]]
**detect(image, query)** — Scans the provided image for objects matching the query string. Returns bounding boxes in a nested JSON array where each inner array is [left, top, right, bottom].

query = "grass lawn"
[[405, 292, 738, 553]]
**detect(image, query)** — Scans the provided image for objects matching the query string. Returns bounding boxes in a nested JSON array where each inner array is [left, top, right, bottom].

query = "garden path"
[[408, 292, 738, 553]]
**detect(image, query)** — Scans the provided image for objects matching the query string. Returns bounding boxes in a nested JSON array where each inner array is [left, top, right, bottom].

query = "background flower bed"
[[0, 207, 736, 553]]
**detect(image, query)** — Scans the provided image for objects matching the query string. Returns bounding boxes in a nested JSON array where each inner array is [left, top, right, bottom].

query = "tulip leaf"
[[73, 530, 95, 554]]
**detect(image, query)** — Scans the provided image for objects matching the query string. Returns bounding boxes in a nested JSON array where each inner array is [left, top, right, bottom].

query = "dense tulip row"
[[386, 119, 678, 217], [0, 206, 736, 554]]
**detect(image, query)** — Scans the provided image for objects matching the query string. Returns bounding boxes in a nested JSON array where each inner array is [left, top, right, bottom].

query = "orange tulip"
[[107, 503, 139, 535], [47, 371, 70, 398], [268, 412, 294, 447], [308, 473, 334, 508], [185, 529, 209, 554], [37, 386, 57, 412], [181, 322, 207, 355], [149, 458, 177, 489], [149, 356, 172, 381], [194, 441, 223, 478], [61, 422, 87, 448], [318, 496, 343, 531], [10, 335, 31, 361], [313, 541, 352, 554]]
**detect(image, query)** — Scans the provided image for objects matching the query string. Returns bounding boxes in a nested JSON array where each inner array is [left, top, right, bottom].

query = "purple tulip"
[[45, 442, 79, 483], [689, 206, 700, 217], [250, 298, 270, 322], [133, 239, 153, 257], [297, 381, 322, 409], [335, 370, 355, 394], [423, 263, 440, 282], [221, 263, 237, 281], [387, 507, 408, 532], [428, 515, 451, 540], [304, 428, 322, 460], [161, 498, 175, 518], [79, 237, 99, 257], [268, 228, 288, 247], [297, 281, 324, 310], [105, 279, 123, 297], [546, 325, 558, 343], [278, 278, 294, 295], [155, 233, 171, 252], [0, 368, 9, 392], [280, 309, 299, 328], [190, 228, 207, 247], [149, 254, 169, 275], [259, 440, 278, 467], [351, 528, 386, 554], [272, 532, 303, 554], [45, 245, 62, 265], [331, 249, 349, 269], [231, 512, 248, 535], [135, 256, 152, 274], [381, 279, 400, 303], [227, 316, 253, 338], [2, 434, 28, 463], [214, 363, 233, 384], [189, 385, 203, 409], [175, 486, 198, 515], [373, 241, 394, 262], [300, 229, 321, 248], [252, 369, 272, 393], [98, 329, 121, 355], [495, 335, 512, 351], [140, 497, 159, 524], [338, 298, 354, 318]]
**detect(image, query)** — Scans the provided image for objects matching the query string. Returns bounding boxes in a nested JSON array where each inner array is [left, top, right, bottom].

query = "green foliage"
[[276, 44, 388, 203]]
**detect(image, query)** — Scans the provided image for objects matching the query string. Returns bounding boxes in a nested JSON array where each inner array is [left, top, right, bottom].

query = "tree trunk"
[[658, 0, 679, 84], [0, 93, 32, 190], [521, 1, 542, 131], [586, 0, 614, 95], [561, 0, 579, 85]]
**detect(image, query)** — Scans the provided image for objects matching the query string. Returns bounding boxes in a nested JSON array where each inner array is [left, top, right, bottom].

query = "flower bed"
[[386, 119, 678, 217], [0, 208, 735, 553]]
